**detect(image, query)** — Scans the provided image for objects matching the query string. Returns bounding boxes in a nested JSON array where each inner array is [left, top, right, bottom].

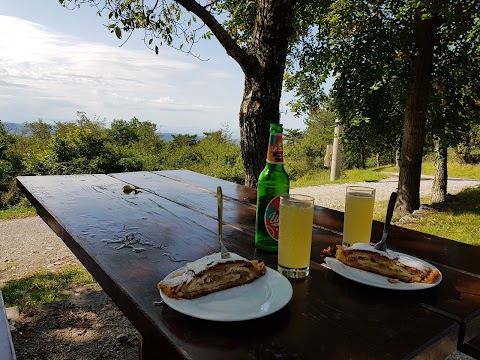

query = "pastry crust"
[[158, 253, 266, 299], [335, 244, 440, 284]]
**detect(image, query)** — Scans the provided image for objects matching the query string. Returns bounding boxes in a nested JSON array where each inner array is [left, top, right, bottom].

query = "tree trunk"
[[239, 0, 297, 187], [397, 12, 437, 214], [360, 146, 366, 169], [431, 134, 448, 203], [173, 0, 296, 188]]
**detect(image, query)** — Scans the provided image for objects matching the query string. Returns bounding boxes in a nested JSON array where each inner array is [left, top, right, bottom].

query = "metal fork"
[[217, 186, 230, 259], [374, 192, 397, 251]]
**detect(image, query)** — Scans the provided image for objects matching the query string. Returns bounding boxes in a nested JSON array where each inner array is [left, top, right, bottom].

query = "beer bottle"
[[255, 123, 289, 252]]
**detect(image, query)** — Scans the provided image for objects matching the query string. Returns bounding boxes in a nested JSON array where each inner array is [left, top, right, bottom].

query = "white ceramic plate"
[[325, 253, 442, 290], [159, 267, 293, 321]]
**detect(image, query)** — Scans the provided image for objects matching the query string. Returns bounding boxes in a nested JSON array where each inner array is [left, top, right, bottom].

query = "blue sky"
[[0, 1, 312, 137]]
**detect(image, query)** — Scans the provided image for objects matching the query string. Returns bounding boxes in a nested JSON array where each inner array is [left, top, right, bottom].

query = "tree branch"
[[174, 0, 257, 75]]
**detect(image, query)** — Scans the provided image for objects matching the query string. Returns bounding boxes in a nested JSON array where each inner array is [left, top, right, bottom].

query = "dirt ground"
[[10, 291, 139, 360], [1, 217, 139, 360], [0, 216, 475, 360]]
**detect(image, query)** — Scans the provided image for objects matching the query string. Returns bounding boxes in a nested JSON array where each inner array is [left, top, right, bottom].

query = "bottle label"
[[264, 195, 281, 241], [266, 134, 284, 164]]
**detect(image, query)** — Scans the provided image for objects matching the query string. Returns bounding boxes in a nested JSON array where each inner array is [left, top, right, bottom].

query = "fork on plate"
[[217, 186, 231, 259]]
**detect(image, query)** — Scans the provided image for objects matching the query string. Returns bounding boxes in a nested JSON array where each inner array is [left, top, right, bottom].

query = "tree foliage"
[[0, 121, 24, 208], [58, 0, 306, 188], [284, 109, 336, 179], [0, 114, 248, 208], [286, 0, 480, 212]]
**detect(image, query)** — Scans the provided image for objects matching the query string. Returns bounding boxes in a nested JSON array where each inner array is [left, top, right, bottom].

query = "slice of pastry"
[[335, 243, 440, 284], [158, 252, 267, 299]]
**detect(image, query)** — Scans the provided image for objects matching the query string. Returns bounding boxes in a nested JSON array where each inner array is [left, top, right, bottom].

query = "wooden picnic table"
[[16, 170, 480, 360]]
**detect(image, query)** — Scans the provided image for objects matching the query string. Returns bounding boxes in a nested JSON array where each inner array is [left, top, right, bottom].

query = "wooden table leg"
[[138, 333, 183, 360]]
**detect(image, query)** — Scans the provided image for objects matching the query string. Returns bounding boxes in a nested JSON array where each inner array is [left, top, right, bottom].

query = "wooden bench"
[[0, 289, 16, 360], [459, 335, 480, 359]]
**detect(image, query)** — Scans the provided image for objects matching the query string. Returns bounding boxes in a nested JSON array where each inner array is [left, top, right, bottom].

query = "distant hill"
[[1, 122, 189, 142], [159, 133, 176, 141], [159, 133, 206, 142], [0, 121, 220, 143], [2, 122, 25, 134]]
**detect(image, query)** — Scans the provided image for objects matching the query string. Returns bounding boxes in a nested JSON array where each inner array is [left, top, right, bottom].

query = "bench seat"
[[0, 289, 16, 360]]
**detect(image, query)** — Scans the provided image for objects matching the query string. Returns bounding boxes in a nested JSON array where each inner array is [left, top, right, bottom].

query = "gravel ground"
[[0, 217, 138, 360], [0, 217, 82, 285], [293, 173, 480, 210], [1, 174, 479, 360]]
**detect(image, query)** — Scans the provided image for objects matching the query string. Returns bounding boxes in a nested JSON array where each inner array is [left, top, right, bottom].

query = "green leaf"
[[155, 45, 159, 55], [115, 26, 122, 39]]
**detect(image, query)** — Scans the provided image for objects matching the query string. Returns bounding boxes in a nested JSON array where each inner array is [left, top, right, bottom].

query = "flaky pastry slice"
[[158, 252, 266, 299], [335, 243, 440, 284]]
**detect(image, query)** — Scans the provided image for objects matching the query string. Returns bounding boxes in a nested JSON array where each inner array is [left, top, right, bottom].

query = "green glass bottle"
[[255, 123, 290, 252]]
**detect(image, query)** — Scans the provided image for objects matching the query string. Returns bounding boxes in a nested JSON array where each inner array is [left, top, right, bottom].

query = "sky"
[[0, 1, 312, 137]]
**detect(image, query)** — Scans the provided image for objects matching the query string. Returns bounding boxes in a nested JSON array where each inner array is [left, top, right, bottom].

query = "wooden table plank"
[[16, 172, 470, 359], [117, 170, 480, 353], [151, 171, 480, 339], [110, 171, 257, 234], [154, 171, 480, 276], [153, 263, 459, 360], [153, 170, 256, 205]]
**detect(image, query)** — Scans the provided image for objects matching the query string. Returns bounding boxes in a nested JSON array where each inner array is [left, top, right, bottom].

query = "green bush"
[[1, 122, 24, 208]]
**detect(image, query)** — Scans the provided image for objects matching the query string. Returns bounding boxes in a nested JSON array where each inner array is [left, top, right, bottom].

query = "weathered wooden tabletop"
[[16, 170, 480, 360]]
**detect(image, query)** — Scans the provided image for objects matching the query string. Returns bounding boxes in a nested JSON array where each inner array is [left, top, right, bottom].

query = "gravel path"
[[0, 217, 82, 285], [293, 174, 480, 210]]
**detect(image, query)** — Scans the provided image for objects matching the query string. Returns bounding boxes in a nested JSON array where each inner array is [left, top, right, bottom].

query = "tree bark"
[[397, 12, 437, 214], [239, 0, 297, 187], [166, 0, 297, 187], [360, 146, 366, 169], [178, 0, 297, 187], [431, 134, 448, 203]]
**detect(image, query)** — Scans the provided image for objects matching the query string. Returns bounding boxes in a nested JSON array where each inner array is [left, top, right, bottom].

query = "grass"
[[0, 203, 36, 220], [378, 161, 480, 179], [372, 187, 480, 246], [291, 168, 389, 187], [400, 188, 480, 246], [1, 265, 100, 311]]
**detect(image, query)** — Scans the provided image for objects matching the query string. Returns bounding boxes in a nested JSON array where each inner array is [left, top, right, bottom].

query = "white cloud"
[[0, 15, 236, 129], [0, 16, 194, 88], [207, 70, 234, 78], [154, 96, 175, 104]]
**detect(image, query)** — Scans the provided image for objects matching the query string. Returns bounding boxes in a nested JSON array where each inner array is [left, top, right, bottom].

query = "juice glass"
[[278, 194, 314, 279], [342, 186, 376, 247]]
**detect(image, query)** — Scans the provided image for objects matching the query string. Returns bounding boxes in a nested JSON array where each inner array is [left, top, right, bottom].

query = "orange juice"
[[278, 195, 314, 278], [343, 188, 375, 246]]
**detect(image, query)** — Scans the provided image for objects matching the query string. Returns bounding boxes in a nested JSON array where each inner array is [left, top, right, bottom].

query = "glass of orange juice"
[[278, 194, 314, 279], [342, 186, 376, 247]]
